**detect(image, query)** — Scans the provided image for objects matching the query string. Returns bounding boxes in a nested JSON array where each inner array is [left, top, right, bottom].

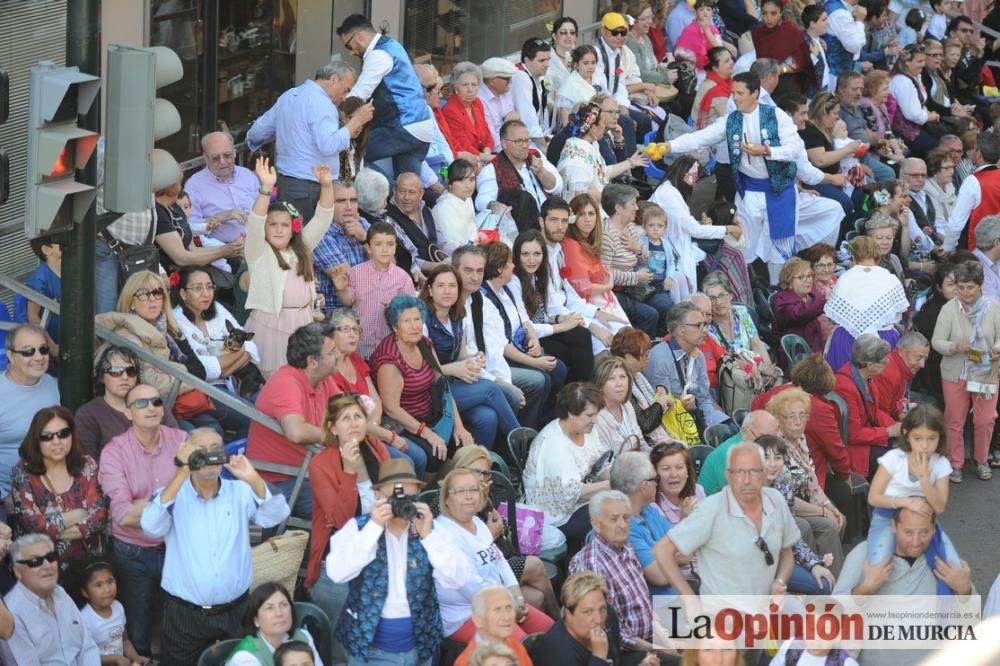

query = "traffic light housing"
[[23, 61, 100, 239], [104, 44, 183, 213]]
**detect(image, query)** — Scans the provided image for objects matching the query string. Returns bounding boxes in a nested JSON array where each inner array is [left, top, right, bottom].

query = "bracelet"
[[820, 506, 827, 518], [774, 577, 785, 585], [258, 186, 272, 196], [389, 431, 397, 445], [416, 422, 427, 437]]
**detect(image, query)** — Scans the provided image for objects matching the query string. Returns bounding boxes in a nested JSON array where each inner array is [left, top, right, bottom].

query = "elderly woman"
[[758, 435, 836, 594], [925, 146, 958, 230], [451, 445, 559, 617], [601, 184, 667, 339], [305, 394, 389, 640], [912, 260, 962, 406], [372, 295, 474, 479], [555, 46, 600, 130], [419, 265, 522, 449], [432, 158, 479, 254], [75, 345, 179, 460], [441, 62, 495, 164], [557, 103, 646, 202], [889, 44, 943, 157], [354, 167, 390, 221], [228, 582, 324, 666], [832, 334, 902, 478], [752, 0, 814, 96], [772, 257, 828, 355], [610, 328, 675, 445], [859, 71, 907, 166], [11, 406, 108, 573], [433, 468, 554, 642], [702, 271, 780, 381], [932, 260, 1000, 482], [691, 47, 734, 129], [523, 383, 611, 551], [804, 243, 840, 297], [592, 356, 645, 455], [824, 236, 909, 372], [95, 271, 230, 435], [650, 441, 704, 584], [765, 388, 846, 572]]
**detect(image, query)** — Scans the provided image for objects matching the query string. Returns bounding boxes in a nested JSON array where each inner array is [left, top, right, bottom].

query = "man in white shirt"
[[802, 5, 833, 93], [825, 0, 867, 79], [478, 57, 519, 148], [511, 38, 553, 149], [943, 131, 1000, 251], [973, 215, 1000, 303], [591, 12, 650, 155]]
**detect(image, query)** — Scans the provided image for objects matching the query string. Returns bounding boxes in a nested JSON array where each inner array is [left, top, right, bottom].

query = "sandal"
[[977, 464, 993, 481], [950, 469, 963, 484]]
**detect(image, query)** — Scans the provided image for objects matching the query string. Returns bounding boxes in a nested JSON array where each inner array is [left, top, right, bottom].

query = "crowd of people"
[[7, 1, 1000, 664]]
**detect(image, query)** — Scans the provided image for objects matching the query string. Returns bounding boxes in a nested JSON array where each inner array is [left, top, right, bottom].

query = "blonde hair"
[[561, 571, 608, 611], [777, 257, 811, 290], [468, 642, 519, 666], [766, 386, 812, 419], [117, 271, 181, 337], [450, 444, 492, 473], [439, 468, 484, 520]]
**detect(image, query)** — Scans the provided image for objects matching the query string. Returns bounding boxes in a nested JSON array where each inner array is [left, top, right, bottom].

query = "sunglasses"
[[134, 288, 166, 301], [129, 397, 165, 409], [11, 345, 50, 358], [755, 537, 775, 566], [39, 427, 72, 442], [105, 365, 138, 378], [17, 550, 58, 568], [610, 29, 629, 37]]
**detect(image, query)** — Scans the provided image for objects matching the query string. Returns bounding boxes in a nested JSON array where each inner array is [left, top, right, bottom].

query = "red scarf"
[[699, 71, 732, 112]]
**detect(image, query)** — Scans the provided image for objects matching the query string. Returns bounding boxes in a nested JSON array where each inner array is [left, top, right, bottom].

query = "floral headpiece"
[[872, 188, 891, 207], [683, 161, 700, 186], [280, 201, 303, 233], [569, 103, 602, 138], [168, 271, 181, 288]]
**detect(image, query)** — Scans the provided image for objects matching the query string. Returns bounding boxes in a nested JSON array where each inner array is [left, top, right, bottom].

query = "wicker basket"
[[251, 529, 309, 595]]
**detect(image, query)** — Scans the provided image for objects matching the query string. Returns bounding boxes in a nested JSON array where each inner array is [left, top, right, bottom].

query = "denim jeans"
[[505, 367, 550, 430], [309, 568, 350, 665], [644, 289, 675, 337], [787, 563, 832, 595], [510, 360, 566, 428], [95, 238, 120, 314], [276, 174, 321, 223], [387, 441, 427, 479], [862, 153, 896, 181], [450, 378, 522, 449], [616, 292, 658, 338], [110, 538, 165, 657], [364, 127, 430, 183], [867, 510, 960, 565], [348, 648, 430, 666], [271, 476, 313, 518]]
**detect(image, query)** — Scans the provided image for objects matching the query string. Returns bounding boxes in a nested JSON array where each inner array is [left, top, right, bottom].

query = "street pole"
[[61, 0, 100, 408]]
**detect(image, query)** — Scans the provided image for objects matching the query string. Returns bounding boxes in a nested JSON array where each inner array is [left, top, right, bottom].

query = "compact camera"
[[389, 484, 419, 520], [188, 450, 232, 471]]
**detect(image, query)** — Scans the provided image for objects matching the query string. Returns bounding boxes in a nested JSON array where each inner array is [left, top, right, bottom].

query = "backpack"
[[717, 351, 761, 416]]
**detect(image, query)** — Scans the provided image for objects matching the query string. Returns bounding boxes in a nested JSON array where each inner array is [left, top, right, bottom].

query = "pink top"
[[347, 260, 417, 360], [675, 21, 720, 70], [97, 426, 187, 547]]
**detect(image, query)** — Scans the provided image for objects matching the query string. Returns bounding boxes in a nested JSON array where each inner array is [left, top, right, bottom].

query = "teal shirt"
[[628, 504, 675, 597], [697, 432, 742, 495]]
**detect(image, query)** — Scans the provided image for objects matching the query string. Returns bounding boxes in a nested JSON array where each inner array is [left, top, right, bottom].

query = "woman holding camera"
[[433, 468, 554, 643]]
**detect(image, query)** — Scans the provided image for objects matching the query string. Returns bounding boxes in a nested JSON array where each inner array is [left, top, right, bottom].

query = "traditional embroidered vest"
[[492, 151, 543, 232], [823, 0, 857, 78], [228, 629, 311, 666], [785, 646, 852, 665], [334, 515, 442, 662], [724, 104, 796, 195], [370, 35, 430, 130]]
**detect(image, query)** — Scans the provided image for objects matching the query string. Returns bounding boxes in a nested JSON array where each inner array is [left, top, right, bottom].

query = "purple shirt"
[[183, 165, 259, 243], [97, 426, 186, 547]]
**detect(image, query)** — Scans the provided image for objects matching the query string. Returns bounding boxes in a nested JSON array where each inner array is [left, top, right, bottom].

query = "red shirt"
[[440, 95, 495, 156], [833, 365, 896, 476], [699, 335, 727, 388], [248, 365, 342, 483], [331, 352, 370, 395], [869, 349, 913, 420]]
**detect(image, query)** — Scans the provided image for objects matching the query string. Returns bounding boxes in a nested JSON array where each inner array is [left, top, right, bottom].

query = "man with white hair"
[[478, 57, 520, 148], [871, 330, 930, 420], [973, 214, 1000, 303], [698, 410, 781, 495], [654, 442, 799, 598], [5, 534, 89, 664], [183, 131, 258, 243], [454, 585, 532, 665], [568, 491, 660, 656]]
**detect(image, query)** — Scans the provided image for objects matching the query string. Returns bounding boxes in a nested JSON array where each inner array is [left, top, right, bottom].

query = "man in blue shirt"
[[312, 181, 370, 315], [141, 428, 290, 666], [246, 59, 373, 222], [337, 14, 432, 183]]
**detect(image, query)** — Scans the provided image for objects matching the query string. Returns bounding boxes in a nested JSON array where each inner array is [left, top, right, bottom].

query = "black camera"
[[389, 484, 419, 521], [188, 450, 231, 471]]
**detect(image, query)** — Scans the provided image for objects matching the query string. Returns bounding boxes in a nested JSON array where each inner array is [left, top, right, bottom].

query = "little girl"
[[831, 119, 864, 197], [273, 641, 315, 666], [867, 404, 961, 592], [78, 560, 149, 665], [700, 201, 752, 306], [244, 157, 335, 377]]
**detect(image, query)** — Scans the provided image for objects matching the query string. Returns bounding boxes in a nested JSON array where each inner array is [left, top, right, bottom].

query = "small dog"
[[224, 319, 255, 352], [224, 320, 265, 398]]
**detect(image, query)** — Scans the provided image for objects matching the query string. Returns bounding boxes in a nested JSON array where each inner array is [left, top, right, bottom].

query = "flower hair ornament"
[[168, 271, 181, 288], [872, 188, 891, 207], [279, 201, 303, 232], [570, 103, 602, 138], [683, 161, 700, 186]]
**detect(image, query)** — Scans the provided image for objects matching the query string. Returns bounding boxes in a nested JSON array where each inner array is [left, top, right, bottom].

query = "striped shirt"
[[601, 218, 649, 287], [370, 335, 436, 421], [346, 261, 417, 360]]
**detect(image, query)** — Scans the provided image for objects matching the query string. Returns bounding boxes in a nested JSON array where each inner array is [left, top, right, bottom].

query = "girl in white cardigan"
[[245, 157, 335, 377]]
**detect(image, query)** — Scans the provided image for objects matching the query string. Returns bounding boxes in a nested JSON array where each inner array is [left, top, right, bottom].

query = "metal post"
[[61, 0, 101, 409]]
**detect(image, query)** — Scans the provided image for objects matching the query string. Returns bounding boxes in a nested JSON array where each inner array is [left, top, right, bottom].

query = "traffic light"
[[23, 60, 100, 239], [104, 44, 183, 213]]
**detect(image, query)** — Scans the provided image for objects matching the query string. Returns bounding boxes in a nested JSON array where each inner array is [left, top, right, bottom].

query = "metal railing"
[[0, 272, 314, 533]]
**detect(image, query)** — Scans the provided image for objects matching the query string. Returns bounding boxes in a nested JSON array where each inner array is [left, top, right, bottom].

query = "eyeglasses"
[[183, 284, 215, 294], [645, 476, 660, 485], [793, 273, 813, 281], [105, 365, 138, 378], [207, 151, 234, 163], [11, 345, 50, 358], [129, 397, 165, 409], [755, 537, 775, 566], [652, 441, 687, 455], [344, 31, 360, 49], [813, 262, 835, 272], [39, 427, 72, 442], [449, 486, 481, 497], [780, 413, 808, 423], [707, 292, 731, 302], [503, 137, 531, 146], [17, 550, 58, 568], [134, 288, 165, 302], [334, 325, 361, 335], [728, 467, 764, 479], [903, 172, 927, 179], [681, 321, 709, 330], [609, 29, 629, 37]]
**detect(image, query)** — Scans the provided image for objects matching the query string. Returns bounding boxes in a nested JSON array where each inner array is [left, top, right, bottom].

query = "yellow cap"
[[602, 12, 629, 31]]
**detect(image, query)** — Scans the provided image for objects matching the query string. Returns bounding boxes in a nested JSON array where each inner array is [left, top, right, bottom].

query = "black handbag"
[[108, 208, 159, 288]]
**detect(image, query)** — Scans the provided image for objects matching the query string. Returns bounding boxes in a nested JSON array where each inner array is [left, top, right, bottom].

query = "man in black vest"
[[385, 172, 445, 278], [475, 120, 563, 232], [901, 157, 943, 271]]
